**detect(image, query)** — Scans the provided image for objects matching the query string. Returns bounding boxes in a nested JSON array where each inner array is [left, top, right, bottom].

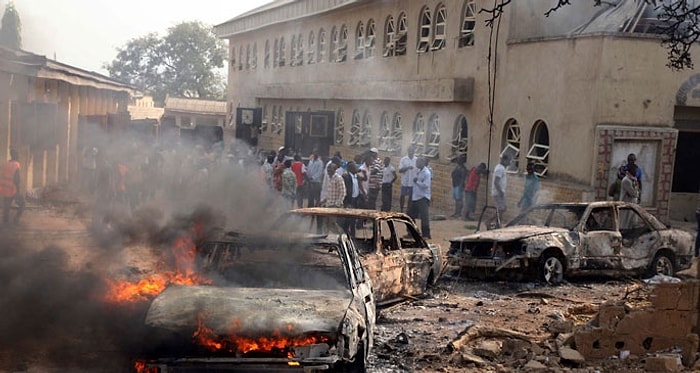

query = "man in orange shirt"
[[0, 149, 25, 225]]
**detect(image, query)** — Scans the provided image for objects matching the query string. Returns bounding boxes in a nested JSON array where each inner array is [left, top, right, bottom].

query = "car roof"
[[289, 207, 412, 220]]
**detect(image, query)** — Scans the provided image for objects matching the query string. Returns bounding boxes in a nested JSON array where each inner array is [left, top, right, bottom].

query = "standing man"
[[380, 157, 396, 211], [619, 163, 640, 228], [398, 145, 417, 213], [321, 164, 346, 208], [464, 162, 486, 220], [450, 155, 467, 218], [282, 159, 297, 208], [1, 149, 25, 225], [367, 148, 383, 210], [492, 154, 510, 218], [626, 153, 643, 197], [518, 162, 540, 212], [306, 150, 324, 207], [342, 162, 361, 236], [411, 157, 432, 239], [291, 154, 306, 208]]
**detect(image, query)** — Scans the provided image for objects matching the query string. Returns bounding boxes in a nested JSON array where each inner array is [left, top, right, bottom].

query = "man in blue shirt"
[[411, 157, 432, 239], [305, 150, 325, 207]]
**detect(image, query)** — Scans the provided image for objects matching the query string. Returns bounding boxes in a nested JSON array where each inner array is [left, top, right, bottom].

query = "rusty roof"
[[290, 207, 412, 220], [164, 96, 227, 115]]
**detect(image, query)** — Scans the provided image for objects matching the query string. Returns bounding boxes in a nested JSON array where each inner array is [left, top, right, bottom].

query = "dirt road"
[[1, 194, 697, 372]]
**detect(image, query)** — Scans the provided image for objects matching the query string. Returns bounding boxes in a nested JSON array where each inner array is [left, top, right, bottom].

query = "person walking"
[[518, 163, 540, 212], [450, 155, 467, 218], [306, 150, 324, 207], [0, 149, 25, 225], [380, 157, 396, 211], [492, 154, 510, 218], [321, 163, 346, 208], [398, 145, 417, 213], [464, 162, 486, 220], [411, 157, 432, 239]]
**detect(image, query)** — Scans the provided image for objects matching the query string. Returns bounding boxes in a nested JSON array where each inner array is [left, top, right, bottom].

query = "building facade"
[[215, 0, 700, 221]]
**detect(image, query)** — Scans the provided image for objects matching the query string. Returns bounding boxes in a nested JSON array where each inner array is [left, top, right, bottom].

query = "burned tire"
[[539, 252, 564, 285], [648, 252, 675, 277]]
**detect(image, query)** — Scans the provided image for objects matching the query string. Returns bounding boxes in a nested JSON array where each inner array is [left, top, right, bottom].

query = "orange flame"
[[104, 229, 212, 304], [193, 315, 331, 357], [133, 360, 158, 373]]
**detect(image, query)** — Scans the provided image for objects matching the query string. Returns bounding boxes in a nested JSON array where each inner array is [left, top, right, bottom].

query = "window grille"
[[355, 21, 365, 60], [451, 115, 468, 159], [396, 13, 408, 56], [335, 108, 345, 144], [431, 5, 446, 51], [279, 37, 286, 67], [360, 111, 372, 147], [365, 20, 376, 58], [527, 120, 550, 176], [330, 27, 338, 62], [417, 8, 431, 53], [318, 29, 327, 63], [348, 110, 362, 146], [264, 40, 270, 68], [251, 43, 257, 69], [502, 119, 520, 173], [411, 114, 426, 155], [308, 31, 316, 64], [295, 34, 303, 66], [460, 0, 476, 47], [384, 16, 396, 57], [424, 114, 440, 158]]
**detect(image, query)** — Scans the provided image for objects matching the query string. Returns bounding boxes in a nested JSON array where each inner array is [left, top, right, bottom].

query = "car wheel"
[[649, 252, 674, 277], [539, 253, 564, 285]]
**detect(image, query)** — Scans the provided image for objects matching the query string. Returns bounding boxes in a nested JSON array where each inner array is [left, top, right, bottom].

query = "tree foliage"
[[105, 21, 227, 104], [0, 1, 22, 49], [481, 0, 700, 70]]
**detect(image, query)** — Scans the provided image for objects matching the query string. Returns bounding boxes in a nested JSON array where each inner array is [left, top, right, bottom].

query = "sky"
[[9, 0, 273, 75]]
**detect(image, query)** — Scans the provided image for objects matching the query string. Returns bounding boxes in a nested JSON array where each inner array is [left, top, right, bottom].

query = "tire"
[[648, 252, 675, 277], [539, 253, 564, 284]]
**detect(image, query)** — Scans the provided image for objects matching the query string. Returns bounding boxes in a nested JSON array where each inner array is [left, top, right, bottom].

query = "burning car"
[[277, 208, 444, 306], [136, 233, 375, 372], [448, 201, 695, 284]]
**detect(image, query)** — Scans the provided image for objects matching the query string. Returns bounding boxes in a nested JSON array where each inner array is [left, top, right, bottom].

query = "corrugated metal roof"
[[164, 96, 227, 115], [128, 105, 164, 120]]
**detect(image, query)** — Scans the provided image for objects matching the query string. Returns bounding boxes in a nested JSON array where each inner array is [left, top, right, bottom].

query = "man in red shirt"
[[464, 162, 487, 220], [290, 154, 306, 208], [0, 149, 25, 225]]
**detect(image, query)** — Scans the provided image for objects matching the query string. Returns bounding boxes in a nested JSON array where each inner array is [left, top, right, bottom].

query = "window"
[[378, 112, 391, 151], [360, 111, 372, 147], [265, 40, 270, 68], [527, 120, 550, 176], [348, 110, 362, 146], [231, 45, 236, 70], [238, 47, 244, 70], [290, 35, 297, 66], [585, 207, 615, 232], [308, 31, 316, 64], [391, 112, 403, 153], [330, 27, 338, 62], [294, 33, 303, 66], [431, 4, 446, 51], [425, 113, 440, 158], [245, 44, 250, 69], [392, 220, 423, 249], [251, 43, 257, 69], [365, 19, 376, 58], [355, 21, 365, 60], [384, 15, 396, 57], [337, 25, 348, 62], [335, 108, 345, 145], [460, 0, 476, 47], [318, 28, 327, 63], [417, 7, 432, 53], [451, 115, 468, 159], [273, 39, 279, 68], [279, 37, 286, 67], [396, 12, 408, 56], [412, 113, 426, 155], [501, 118, 520, 173], [261, 105, 268, 133], [272, 106, 282, 135]]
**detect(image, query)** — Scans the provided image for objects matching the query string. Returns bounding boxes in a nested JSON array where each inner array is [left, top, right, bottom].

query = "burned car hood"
[[450, 225, 569, 242], [146, 285, 354, 335]]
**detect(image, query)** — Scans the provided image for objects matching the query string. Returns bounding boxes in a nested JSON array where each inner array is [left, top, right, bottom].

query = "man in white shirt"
[[492, 154, 511, 217], [411, 157, 432, 239], [398, 145, 417, 213], [381, 157, 396, 211]]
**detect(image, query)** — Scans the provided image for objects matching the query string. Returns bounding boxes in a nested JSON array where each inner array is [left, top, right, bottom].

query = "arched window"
[[335, 108, 345, 145], [329, 27, 338, 62], [245, 44, 250, 69], [425, 113, 440, 158], [501, 118, 521, 173], [348, 110, 362, 146], [318, 28, 327, 63], [360, 111, 372, 147], [460, 0, 476, 47], [527, 120, 550, 176], [452, 115, 468, 159], [264, 40, 270, 68], [273, 39, 279, 68], [279, 37, 286, 67], [238, 47, 244, 70], [251, 43, 257, 69], [392, 112, 403, 153], [308, 31, 316, 64], [431, 4, 446, 51], [379, 111, 391, 150], [290, 35, 297, 65], [337, 24, 348, 62], [412, 113, 426, 155], [417, 7, 432, 53], [294, 33, 303, 66], [397, 12, 408, 56], [355, 21, 365, 60], [366, 19, 376, 58], [231, 45, 236, 70], [384, 15, 396, 57]]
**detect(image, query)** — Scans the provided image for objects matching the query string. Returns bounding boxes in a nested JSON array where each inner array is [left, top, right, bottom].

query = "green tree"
[[0, 1, 22, 49], [105, 21, 227, 104]]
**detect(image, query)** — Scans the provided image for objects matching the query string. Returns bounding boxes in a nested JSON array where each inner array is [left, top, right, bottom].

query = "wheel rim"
[[543, 257, 563, 283], [655, 256, 673, 276]]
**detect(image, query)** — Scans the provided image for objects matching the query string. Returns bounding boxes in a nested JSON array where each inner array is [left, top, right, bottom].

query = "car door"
[[617, 205, 661, 268], [356, 218, 402, 303], [340, 234, 376, 340], [390, 218, 433, 297], [581, 206, 624, 269]]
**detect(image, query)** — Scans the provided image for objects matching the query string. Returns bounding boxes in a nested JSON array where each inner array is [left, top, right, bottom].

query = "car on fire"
[[138, 233, 375, 372], [277, 208, 445, 306], [448, 201, 695, 284]]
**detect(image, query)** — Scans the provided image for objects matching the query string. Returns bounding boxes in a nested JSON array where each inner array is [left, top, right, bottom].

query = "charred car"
[[448, 201, 695, 284], [277, 208, 444, 306], [138, 233, 375, 372]]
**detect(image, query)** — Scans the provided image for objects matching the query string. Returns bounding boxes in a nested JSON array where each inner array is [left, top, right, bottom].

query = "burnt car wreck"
[[278, 208, 445, 306], [136, 233, 375, 372], [448, 202, 694, 284]]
